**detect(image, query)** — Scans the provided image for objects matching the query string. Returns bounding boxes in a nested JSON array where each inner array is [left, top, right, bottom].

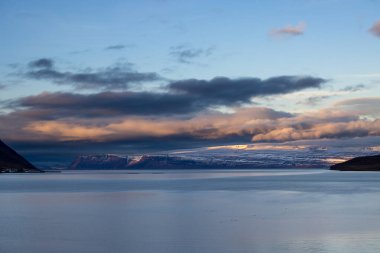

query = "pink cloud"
[[369, 21, 380, 38], [270, 22, 306, 37]]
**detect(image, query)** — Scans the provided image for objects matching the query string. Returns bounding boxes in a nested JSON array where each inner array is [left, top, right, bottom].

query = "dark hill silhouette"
[[0, 140, 42, 173], [330, 155, 380, 171]]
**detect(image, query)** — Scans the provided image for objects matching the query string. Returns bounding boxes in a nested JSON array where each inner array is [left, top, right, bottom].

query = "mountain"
[[0, 140, 42, 173], [69, 154, 232, 170], [330, 155, 380, 171], [69, 154, 131, 170], [67, 145, 380, 170], [68, 151, 340, 170]]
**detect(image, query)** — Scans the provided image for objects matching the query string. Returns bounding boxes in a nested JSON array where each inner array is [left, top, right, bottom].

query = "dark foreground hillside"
[[331, 155, 380, 171], [0, 140, 42, 173]]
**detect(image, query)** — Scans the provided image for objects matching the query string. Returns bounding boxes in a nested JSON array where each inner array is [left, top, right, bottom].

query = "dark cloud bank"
[[13, 59, 326, 118], [169, 76, 325, 104]]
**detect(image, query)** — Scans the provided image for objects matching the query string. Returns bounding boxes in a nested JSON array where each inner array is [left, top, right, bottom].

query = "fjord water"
[[1, 170, 380, 253]]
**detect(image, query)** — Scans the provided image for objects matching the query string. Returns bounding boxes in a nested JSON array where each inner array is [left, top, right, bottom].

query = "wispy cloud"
[[105, 44, 128, 50], [24, 59, 161, 90], [369, 21, 380, 38], [299, 95, 332, 106], [270, 22, 306, 37], [340, 84, 366, 92], [28, 58, 54, 69], [169, 45, 215, 64], [335, 97, 380, 117]]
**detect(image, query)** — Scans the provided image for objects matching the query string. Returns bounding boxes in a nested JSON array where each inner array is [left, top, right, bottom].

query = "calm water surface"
[[1, 169, 380, 253]]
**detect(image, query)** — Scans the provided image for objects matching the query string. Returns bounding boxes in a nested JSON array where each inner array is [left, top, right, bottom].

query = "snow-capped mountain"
[[68, 145, 380, 170]]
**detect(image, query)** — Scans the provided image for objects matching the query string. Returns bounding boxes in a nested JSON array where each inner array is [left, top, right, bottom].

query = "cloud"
[[24, 121, 114, 140], [28, 58, 54, 69], [299, 95, 331, 106], [369, 21, 380, 38], [24, 59, 162, 90], [340, 84, 366, 92], [169, 45, 214, 63], [297, 84, 366, 106], [22, 59, 325, 97], [249, 100, 380, 142], [335, 97, 380, 117], [3, 95, 380, 148], [270, 22, 306, 37], [169, 76, 326, 104], [21, 107, 293, 141], [336, 97, 380, 107], [11, 91, 201, 118], [252, 119, 380, 142], [16, 106, 380, 144], [10, 57, 368, 148], [8, 75, 326, 118], [105, 44, 127, 50], [4, 59, 330, 146]]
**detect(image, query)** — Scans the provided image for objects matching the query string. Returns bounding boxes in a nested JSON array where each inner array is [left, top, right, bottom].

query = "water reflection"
[[1, 170, 380, 253]]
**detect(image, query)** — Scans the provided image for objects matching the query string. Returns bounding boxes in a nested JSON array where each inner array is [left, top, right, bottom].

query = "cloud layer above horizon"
[[1, 58, 380, 149], [1, 0, 380, 156]]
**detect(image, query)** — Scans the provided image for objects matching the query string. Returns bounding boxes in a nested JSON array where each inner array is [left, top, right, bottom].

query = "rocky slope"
[[0, 140, 42, 173], [330, 155, 380, 171]]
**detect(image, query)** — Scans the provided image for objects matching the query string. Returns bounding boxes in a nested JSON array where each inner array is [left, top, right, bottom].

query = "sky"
[[1, 0, 380, 162]]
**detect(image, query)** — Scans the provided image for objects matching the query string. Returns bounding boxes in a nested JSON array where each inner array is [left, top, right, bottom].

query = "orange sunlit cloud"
[[21, 103, 380, 144]]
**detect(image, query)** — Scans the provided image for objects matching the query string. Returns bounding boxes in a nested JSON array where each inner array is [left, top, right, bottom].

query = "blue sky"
[[2, 0, 379, 79], [1, 0, 380, 159]]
